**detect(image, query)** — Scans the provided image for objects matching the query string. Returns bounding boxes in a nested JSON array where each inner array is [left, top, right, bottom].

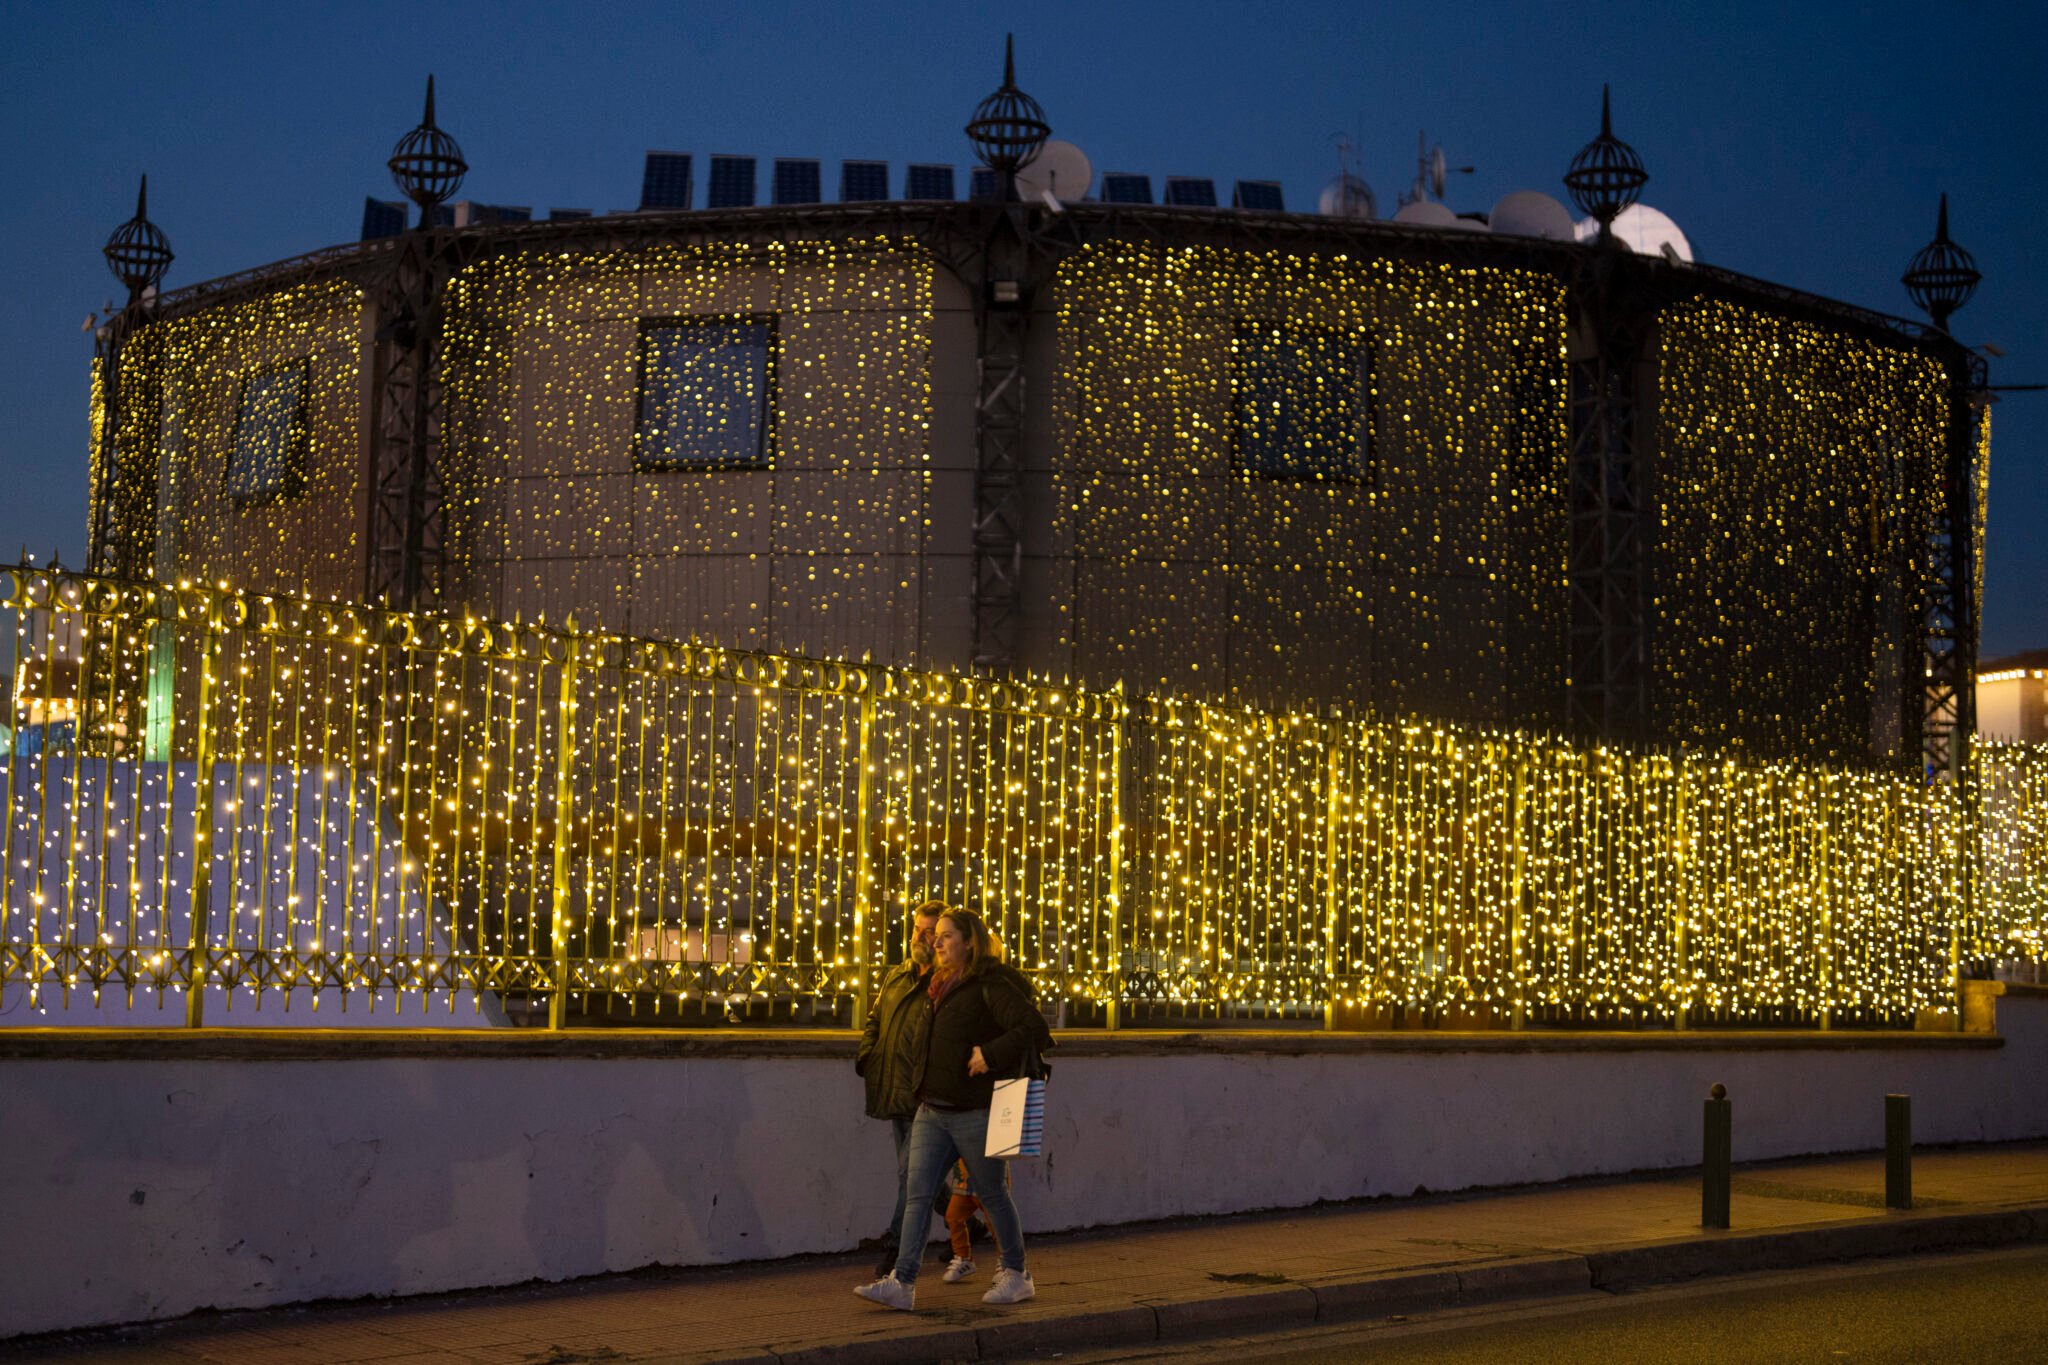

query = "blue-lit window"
[[1232, 323, 1375, 483], [634, 316, 776, 469], [226, 363, 310, 503]]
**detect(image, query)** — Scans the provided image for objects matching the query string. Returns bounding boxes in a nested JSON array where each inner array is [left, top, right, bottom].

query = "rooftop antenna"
[[1399, 133, 1474, 208]]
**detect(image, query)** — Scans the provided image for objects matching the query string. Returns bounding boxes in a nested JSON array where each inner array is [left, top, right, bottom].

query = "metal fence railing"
[[2, 566, 2040, 1028]]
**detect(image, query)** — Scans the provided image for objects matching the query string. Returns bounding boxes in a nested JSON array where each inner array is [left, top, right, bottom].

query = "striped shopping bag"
[[986, 1077, 1048, 1158]]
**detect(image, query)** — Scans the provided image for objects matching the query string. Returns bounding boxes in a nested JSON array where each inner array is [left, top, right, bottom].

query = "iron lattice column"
[[1565, 250, 1656, 742], [970, 205, 1033, 672], [1921, 347, 1990, 776], [85, 312, 139, 579], [365, 229, 474, 608]]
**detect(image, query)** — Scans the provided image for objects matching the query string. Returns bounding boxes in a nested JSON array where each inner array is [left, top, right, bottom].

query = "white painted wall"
[[3, 1003, 2045, 1338]]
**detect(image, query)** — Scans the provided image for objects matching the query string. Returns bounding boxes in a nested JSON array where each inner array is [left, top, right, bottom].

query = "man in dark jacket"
[[855, 899, 944, 1276]]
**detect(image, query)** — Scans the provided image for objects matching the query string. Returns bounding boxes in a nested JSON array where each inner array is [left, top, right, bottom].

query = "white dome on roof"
[[1488, 190, 1576, 241], [1319, 173, 1376, 220], [1393, 200, 1460, 227], [1573, 203, 1695, 262]]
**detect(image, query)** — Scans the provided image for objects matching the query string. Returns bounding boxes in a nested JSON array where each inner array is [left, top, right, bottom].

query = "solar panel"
[[1232, 180, 1286, 212], [904, 164, 956, 201], [1164, 177, 1217, 207], [773, 158, 822, 205], [548, 207, 593, 221], [1100, 173, 1153, 205], [360, 197, 408, 240], [840, 160, 889, 202], [969, 167, 997, 201], [707, 155, 757, 208], [640, 152, 693, 210]]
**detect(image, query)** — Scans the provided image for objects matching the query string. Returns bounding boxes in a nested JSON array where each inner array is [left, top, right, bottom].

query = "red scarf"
[[928, 965, 963, 1006]]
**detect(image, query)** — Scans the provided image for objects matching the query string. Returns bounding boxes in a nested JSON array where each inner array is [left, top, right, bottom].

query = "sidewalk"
[[9, 1142, 2047, 1365]]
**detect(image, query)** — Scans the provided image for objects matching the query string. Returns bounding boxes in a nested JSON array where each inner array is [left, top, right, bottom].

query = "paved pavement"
[[7, 1142, 2047, 1365]]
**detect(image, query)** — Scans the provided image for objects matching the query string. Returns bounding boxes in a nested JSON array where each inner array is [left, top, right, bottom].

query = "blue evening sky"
[[3, 0, 2042, 654]]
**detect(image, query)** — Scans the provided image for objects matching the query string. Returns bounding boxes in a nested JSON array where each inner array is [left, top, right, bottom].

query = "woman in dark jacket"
[[854, 907, 1050, 1311]]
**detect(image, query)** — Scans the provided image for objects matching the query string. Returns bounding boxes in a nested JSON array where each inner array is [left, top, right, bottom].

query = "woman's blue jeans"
[[885, 1115, 950, 1254], [893, 1103, 1027, 1283]]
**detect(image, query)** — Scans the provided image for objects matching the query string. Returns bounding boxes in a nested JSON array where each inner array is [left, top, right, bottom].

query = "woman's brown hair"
[[938, 907, 1004, 977]]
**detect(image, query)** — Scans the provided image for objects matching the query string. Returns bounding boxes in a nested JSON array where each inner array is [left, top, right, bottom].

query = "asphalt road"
[[1054, 1245, 2048, 1364]]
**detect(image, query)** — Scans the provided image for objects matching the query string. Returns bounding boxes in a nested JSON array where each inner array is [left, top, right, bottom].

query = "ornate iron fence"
[[1, 567, 2036, 1028]]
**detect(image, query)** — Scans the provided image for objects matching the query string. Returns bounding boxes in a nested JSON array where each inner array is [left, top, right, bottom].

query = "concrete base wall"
[[5, 1000, 2046, 1338]]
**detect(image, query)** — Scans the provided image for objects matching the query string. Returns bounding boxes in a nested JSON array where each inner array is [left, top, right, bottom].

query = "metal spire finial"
[[103, 173, 174, 301], [966, 33, 1050, 187], [1903, 192, 1980, 331], [389, 73, 468, 227], [1565, 84, 1649, 233]]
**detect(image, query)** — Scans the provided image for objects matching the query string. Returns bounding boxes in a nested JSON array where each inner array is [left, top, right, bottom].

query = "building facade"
[[88, 197, 1975, 769]]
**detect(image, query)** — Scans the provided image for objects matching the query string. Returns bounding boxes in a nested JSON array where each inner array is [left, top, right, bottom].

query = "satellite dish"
[[1017, 139, 1094, 206], [1489, 190, 1576, 241], [1319, 172, 1376, 220], [1393, 200, 1461, 228], [1574, 202, 1695, 262]]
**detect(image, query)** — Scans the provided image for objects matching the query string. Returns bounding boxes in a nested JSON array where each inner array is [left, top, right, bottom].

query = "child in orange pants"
[[940, 1158, 1006, 1283]]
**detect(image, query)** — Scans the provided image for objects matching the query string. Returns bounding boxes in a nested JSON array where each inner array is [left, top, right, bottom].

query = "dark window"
[[1231, 323, 1375, 483], [633, 316, 776, 470], [225, 363, 310, 503]]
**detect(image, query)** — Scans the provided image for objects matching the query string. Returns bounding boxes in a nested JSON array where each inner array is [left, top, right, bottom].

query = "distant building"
[[1979, 652, 2048, 741]]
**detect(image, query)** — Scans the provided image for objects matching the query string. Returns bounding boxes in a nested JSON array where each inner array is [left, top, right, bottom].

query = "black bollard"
[[1702, 1082, 1732, 1229], [1885, 1094, 1912, 1210]]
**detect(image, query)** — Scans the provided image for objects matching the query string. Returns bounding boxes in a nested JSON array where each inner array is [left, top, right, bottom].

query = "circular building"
[[86, 80, 1985, 772]]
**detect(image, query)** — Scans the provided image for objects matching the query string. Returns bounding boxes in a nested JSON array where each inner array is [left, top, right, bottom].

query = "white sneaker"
[[981, 1268, 1035, 1305], [853, 1272, 915, 1311], [942, 1255, 976, 1283]]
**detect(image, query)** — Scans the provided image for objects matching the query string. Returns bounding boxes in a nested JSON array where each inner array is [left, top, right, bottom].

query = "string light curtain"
[[2, 565, 2035, 1026]]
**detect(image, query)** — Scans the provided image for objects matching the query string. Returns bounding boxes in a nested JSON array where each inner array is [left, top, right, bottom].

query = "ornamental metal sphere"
[[104, 175, 173, 300], [1902, 194, 1980, 331], [965, 35, 1050, 178], [388, 74, 468, 223], [1564, 85, 1649, 228]]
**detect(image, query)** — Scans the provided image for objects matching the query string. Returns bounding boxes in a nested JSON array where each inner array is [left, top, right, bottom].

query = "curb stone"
[[1307, 1267, 1463, 1320], [1586, 1204, 2048, 1291], [681, 1203, 2048, 1364], [1152, 1283, 1319, 1338], [974, 1305, 1158, 1358]]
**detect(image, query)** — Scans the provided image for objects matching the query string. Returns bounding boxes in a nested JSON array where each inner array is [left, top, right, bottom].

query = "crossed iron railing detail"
[[2, 566, 2042, 1030]]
